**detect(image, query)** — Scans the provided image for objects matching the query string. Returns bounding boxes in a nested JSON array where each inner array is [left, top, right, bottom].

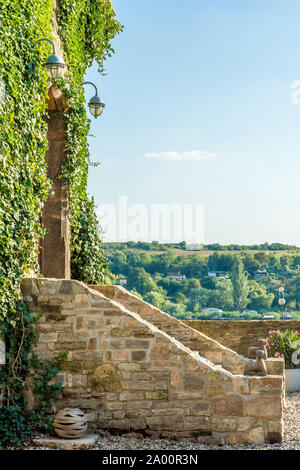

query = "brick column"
[[39, 86, 70, 279]]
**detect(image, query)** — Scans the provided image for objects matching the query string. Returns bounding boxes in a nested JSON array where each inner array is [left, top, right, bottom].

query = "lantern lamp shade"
[[44, 53, 65, 79], [279, 287, 285, 293], [278, 298, 286, 306], [88, 94, 105, 118]]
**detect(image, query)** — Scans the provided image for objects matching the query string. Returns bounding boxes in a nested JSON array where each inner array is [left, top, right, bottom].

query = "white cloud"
[[144, 150, 217, 161]]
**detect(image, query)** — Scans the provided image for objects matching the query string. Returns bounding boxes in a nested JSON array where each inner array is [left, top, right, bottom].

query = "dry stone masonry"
[[183, 320, 300, 357], [21, 278, 285, 444]]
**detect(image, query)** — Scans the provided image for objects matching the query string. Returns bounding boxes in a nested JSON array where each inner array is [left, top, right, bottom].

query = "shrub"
[[266, 329, 300, 369]]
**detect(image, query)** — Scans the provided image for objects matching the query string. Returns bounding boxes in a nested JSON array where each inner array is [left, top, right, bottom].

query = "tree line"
[[104, 244, 300, 319]]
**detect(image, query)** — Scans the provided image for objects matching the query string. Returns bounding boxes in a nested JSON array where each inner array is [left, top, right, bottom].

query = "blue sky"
[[84, 0, 300, 245]]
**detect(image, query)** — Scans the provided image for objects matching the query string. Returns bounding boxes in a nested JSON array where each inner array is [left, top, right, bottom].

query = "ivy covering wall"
[[0, 0, 121, 445], [0, 0, 121, 321]]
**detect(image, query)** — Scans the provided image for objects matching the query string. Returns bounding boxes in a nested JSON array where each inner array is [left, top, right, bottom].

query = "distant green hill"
[[104, 241, 300, 320]]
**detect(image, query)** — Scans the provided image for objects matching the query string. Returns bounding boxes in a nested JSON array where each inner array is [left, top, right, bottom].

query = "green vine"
[[0, 0, 121, 446]]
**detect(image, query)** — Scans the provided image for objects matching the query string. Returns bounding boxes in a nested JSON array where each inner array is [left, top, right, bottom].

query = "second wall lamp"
[[82, 81, 105, 118]]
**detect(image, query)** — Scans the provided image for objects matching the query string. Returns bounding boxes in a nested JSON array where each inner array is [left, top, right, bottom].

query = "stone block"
[[113, 351, 129, 361], [55, 342, 86, 351], [251, 376, 283, 393], [207, 382, 230, 397], [103, 309, 122, 317], [206, 371, 221, 382], [74, 294, 90, 308], [72, 352, 103, 361], [127, 381, 156, 391], [183, 355, 200, 371], [245, 427, 265, 444], [190, 402, 211, 417], [132, 330, 155, 338], [131, 350, 147, 361], [150, 343, 169, 360], [210, 394, 244, 416], [125, 339, 150, 350], [170, 369, 182, 389], [32, 434, 99, 450], [38, 332, 58, 343], [129, 418, 147, 430], [232, 376, 250, 394], [105, 419, 131, 431], [183, 372, 205, 391], [146, 415, 183, 431], [245, 396, 282, 418], [183, 416, 210, 431], [101, 338, 124, 350], [107, 402, 124, 411], [111, 328, 132, 337], [205, 350, 223, 364], [118, 363, 142, 372], [236, 417, 253, 432], [212, 417, 237, 432], [119, 391, 145, 401], [145, 391, 168, 400], [151, 407, 184, 416]]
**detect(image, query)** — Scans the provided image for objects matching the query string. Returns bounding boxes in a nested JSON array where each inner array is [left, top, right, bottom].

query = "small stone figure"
[[244, 350, 268, 376], [248, 338, 268, 359]]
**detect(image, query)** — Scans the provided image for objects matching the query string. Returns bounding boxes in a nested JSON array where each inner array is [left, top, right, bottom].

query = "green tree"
[[231, 257, 249, 311], [247, 281, 274, 312]]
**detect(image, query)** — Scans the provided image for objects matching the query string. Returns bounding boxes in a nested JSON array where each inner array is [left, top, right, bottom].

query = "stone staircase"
[[21, 278, 284, 444], [90, 285, 284, 377]]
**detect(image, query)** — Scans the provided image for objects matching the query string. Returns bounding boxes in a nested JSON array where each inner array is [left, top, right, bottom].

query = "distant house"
[[202, 308, 223, 313], [208, 271, 227, 277], [254, 271, 268, 281], [166, 271, 186, 280], [116, 278, 127, 286], [185, 244, 203, 251]]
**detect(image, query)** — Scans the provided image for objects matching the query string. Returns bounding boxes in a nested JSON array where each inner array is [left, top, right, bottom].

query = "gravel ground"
[[24, 392, 300, 451]]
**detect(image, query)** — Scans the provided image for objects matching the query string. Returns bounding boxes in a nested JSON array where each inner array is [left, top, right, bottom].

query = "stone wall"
[[21, 278, 284, 444], [182, 320, 300, 357], [91, 286, 283, 377]]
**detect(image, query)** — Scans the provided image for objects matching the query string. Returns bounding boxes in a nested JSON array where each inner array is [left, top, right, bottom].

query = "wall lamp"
[[82, 81, 105, 118], [36, 38, 65, 79]]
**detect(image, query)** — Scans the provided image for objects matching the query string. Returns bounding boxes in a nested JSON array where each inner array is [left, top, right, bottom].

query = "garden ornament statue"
[[248, 338, 268, 359], [244, 350, 268, 376], [54, 408, 87, 439]]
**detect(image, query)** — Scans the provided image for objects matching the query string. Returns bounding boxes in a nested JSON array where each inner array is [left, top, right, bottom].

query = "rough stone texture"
[[21, 278, 285, 444], [90, 285, 249, 375], [183, 320, 300, 357], [39, 98, 70, 279], [32, 434, 98, 450]]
